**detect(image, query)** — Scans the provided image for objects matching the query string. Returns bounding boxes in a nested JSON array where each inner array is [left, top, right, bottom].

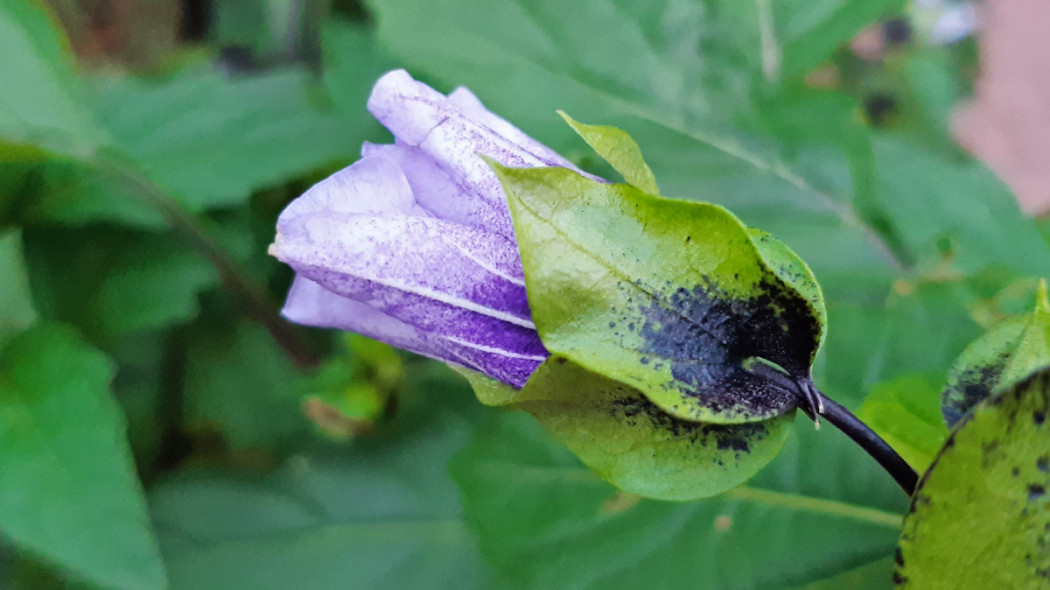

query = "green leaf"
[[0, 325, 166, 590], [182, 318, 309, 450], [774, 0, 907, 79], [465, 358, 793, 500], [491, 162, 823, 423], [557, 112, 659, 194], [152, 381, 492, 590], [0, 0, 104, 153], [857, 372, 949, 473], [450, 411, 904, 589], [321, 19, 398, 141], [23, 226, 218, 340], [0, 230, 36, 343], [871, 136, 1050, 279], [896, 367, 1050, 589], [942, 280, 1050, 427], [86, 66, 350, 214], [300, 335, 404, 439]]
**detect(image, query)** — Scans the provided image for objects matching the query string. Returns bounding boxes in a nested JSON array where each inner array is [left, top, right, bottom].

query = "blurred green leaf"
[[0, 325, 166, 590], [794, 556, 895, 589], [492, 162, 823, 423], [23, 226, 218, 341], [322, 20, 397, 141], [152, 381, 493, 590], [464, 359, 794, 500], [871, 136, 1050, 278], [857, 372, 948, 473], [818, 281, 981, 406], [896, 368, 1050, 589], [86, 66, 350, 214], [451, 411, 903, 590], [774, 0, 906, 79], [0, 230, 36, 343], [0, 0, 104, 154], [301, 335, 404, 440], [941, 281, 1050, 427], [183, 318, 309, 450]]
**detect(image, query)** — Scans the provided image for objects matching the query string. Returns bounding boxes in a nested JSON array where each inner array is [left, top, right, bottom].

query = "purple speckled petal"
[[272, 212, 547, 378], [446, 86, 576, 168], [360, 141, 504, 229], [283, 277, 543, 386], [367, 70, 567, 238], [277, 155, 430, 228]]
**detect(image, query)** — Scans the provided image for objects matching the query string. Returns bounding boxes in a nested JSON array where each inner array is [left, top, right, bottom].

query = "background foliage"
[[0, 0, 1042, 588]]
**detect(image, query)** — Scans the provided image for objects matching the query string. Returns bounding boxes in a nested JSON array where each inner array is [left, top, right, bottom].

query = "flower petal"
[[446, 86, 576, 168], [283, 275, 438, 358], [277, 156, 427, 235], [361, 141, 506, 230], [367, 70, 565, 237], [282, 276, 545, 387], [272, 212, 547, 372]]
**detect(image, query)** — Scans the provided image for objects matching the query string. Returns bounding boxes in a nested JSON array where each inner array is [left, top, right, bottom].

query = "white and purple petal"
[[367, 70, 568, 238], [273, 213, 547, 385], [277, 155, 429, 222], [360, 141, 505, 230], [282, 277, 543, 386]]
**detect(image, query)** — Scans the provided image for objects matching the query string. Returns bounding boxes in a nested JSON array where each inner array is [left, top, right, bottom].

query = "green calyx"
[[489, 113, 826, 425], [942, 279, 1050, 427], [460, 114, 831, 499]]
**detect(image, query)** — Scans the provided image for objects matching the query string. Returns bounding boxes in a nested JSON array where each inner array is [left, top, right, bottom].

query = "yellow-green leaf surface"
[[0, 325, 166, 589], [462, 359, 793, 500], [558, 112, 659, 195], [491, 161, 824, 424], [942, 280, 1050, 427], [896, 367, 1050, 589], [858, 372, 949, 473]]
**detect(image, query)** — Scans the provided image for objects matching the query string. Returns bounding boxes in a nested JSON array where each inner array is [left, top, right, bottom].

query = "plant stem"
[[97, 156, 322, 369], [812, 389, 918, 496], [747, 363, 918, 496]]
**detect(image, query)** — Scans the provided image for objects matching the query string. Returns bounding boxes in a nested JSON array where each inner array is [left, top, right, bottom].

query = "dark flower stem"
[[96, 155, 322, 369], [748, 363, 918, 496], [812, 390, 919, 496]]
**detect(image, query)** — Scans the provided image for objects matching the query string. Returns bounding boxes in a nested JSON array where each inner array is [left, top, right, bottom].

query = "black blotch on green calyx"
[[632, 274, 819, 419], [943, 360, 1008, 428], [608, 394, 767, 453]]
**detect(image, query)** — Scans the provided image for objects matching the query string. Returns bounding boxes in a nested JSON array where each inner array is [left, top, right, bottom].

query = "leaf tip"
[[1036, 279, 1049, 313]]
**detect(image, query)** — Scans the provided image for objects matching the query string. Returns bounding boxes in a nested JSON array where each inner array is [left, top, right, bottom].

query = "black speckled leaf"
[[896, 367, 1050, 589], [942, 280, 1050, 427], [488, 124, 825, 424], [458, 358, 793, 500]]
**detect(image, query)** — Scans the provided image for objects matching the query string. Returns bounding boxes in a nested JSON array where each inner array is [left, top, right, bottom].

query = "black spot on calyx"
[[634, 274, 820, 420], [943, 360, 1007, 428], [1030, 484, 1047, 502], [608, 394, 767, 451]]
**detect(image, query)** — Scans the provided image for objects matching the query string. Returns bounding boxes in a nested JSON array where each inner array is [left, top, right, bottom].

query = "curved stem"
[[746, 363, 918, 496], [813, 390, 918, 496], [94, 155, 322, 369]]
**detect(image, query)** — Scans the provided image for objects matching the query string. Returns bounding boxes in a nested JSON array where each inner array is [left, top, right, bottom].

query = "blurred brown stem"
[[96, 155, 322, 369]]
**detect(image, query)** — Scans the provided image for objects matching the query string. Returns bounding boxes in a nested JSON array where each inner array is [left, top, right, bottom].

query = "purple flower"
[[270, 70, 578, 387]]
